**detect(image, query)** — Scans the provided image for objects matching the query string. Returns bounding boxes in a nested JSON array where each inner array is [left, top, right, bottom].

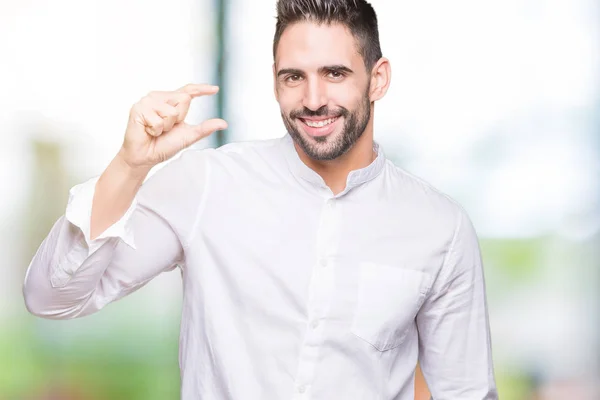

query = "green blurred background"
[[1, 0, 599, 399]]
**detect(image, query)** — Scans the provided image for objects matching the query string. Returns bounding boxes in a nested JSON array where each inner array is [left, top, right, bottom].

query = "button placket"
[[292, 198, 341, 398]]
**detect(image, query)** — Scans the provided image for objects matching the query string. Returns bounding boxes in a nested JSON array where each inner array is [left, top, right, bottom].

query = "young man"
[[23, 0, 498, 398]]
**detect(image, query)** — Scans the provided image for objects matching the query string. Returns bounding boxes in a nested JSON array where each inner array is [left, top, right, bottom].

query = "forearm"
[[91, 152, 151, 240]]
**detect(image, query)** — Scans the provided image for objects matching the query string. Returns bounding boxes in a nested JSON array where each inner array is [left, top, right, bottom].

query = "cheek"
[[277, 87, 304, 111], [328, 82, 363, 106], [330, 94, 360, 111]]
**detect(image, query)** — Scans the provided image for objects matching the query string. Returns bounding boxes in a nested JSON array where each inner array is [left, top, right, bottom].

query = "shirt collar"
[[280, 133, 386, 196]]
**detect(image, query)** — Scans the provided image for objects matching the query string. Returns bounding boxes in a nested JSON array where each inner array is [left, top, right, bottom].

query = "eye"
[[328, 70, 344, 80], [286, 74, 303, 82]]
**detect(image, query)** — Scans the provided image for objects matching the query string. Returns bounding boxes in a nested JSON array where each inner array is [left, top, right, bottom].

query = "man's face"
[[274, 22, 372, 161]]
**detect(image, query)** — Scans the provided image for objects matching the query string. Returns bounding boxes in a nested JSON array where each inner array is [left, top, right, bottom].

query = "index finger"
[[177, 83, 220, 98]]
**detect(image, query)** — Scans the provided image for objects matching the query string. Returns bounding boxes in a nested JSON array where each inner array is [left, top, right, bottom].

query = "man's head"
[[273, 0, 391, 161]]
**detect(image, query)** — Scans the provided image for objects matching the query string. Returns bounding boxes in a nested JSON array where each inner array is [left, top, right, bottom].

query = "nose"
[[302, 78, 327, 111]]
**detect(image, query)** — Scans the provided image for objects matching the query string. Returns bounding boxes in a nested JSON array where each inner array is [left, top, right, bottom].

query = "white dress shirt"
[[24, 133, 498, 399]]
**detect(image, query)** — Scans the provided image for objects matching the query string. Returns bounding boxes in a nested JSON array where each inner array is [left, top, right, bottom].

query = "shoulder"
[[208, 136, 285, 169], [145, 135, 284, 180], [381, 160, 469, 238], [384, 161, 463, 212], [196, 136, 289, 186]]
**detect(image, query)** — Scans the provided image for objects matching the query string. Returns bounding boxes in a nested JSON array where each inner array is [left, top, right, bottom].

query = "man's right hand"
[[118, 83, 228, 170]]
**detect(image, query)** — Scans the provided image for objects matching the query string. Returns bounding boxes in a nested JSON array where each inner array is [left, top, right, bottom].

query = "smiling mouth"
[[299, 116, 339, 128]]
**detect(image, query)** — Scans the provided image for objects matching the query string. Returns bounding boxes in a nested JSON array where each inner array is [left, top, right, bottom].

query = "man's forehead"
[[275, 21, 361, 70]]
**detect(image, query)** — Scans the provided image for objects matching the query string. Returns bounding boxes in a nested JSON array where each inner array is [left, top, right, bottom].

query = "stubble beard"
[[282, 89, 372, 161]]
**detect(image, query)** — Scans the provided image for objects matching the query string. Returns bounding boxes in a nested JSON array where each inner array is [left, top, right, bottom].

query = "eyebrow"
[[276, 65, 354, 77], [319, 65, 354, 75], [277, 68, 304, 78]]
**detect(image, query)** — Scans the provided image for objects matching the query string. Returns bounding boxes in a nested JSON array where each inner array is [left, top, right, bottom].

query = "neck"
[[294, 118, 376, 195]]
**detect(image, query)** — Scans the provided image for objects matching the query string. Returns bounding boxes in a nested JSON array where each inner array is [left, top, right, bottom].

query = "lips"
[[298, 116, 341, 137], [300, 117, 338, 127]]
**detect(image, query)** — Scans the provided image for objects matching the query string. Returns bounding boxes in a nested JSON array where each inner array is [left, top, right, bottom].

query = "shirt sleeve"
[[23, 149, 209, 319], [65, 176, 138, 256], [415, 209, 498, 399]]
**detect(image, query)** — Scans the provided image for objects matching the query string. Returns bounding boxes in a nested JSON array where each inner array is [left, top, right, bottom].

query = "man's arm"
[[416, 209, 498, 399], [22, 83, 227, 319], [23, 152, 188, 319]]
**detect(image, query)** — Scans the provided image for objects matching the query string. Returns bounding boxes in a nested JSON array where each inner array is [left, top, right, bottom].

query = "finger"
[[174, 95, 192, 123], [153, 102, 179, 132], [193, 118, 228, 140], [142, 111, 165, 137], [149, 85, 219, 123], [146, 91, 191, 123], [177, 83, 219, 98], [147, 91, 190, 107]]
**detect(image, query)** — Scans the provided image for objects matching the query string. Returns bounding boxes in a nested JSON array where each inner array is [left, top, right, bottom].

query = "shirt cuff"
[[65, 176, 138, 255]]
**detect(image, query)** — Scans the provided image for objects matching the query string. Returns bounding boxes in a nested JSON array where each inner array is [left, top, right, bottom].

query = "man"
[[23, 0, 498, 398]]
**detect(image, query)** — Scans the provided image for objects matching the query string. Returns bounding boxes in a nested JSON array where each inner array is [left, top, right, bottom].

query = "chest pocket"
[[351, 262, 433, 352]]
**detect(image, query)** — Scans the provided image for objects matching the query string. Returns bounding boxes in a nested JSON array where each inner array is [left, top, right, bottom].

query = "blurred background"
[[1, 0, 598, 398]]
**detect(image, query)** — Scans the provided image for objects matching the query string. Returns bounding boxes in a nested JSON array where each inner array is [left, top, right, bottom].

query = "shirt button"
[[310, 320, 320, 329], [327, 199, 336, 208], [298, 385, 307, 394], [319, 259, 328, 268]]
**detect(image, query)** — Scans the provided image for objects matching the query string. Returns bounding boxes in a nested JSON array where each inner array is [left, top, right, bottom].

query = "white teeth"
[[304, 118, 336, 128]]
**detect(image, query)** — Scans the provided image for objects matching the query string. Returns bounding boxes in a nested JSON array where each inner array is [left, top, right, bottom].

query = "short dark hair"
[[273, 0, 383, 71]]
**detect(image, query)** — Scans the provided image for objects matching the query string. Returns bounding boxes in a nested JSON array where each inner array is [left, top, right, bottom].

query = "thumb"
[[193, 118, 228, 140]]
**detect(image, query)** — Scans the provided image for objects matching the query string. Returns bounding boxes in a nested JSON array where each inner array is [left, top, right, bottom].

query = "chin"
[[302, 126, 340, 144]]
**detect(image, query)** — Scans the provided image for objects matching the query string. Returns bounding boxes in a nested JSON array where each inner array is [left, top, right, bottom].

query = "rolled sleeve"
[[65, 176, 138, 254]]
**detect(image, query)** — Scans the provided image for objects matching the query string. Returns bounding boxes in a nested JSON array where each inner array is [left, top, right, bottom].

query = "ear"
[[369, 57, 391, 102], [273, 63, 279, 102]]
